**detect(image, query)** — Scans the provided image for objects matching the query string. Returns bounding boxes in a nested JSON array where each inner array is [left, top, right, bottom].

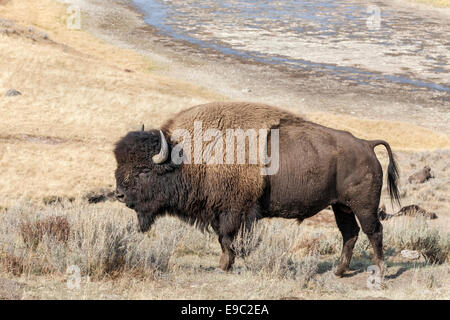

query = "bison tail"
[[370, 140, 401, 208]]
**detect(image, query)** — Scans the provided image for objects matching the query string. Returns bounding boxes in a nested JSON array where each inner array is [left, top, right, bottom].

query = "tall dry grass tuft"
[[231, 223, 264, 258], [226, 217, 448, 286], [0, 198, 447, 298], [0, 201, 184, 279], [383, 218, 449, 264], [233, 221, 321, 287], [295, 232, 340, 256], [0, 252, 25, 276], [20, 216, 70, 249]]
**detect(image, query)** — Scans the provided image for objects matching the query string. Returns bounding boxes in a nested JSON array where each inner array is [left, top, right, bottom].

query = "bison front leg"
[[218, 235, 236, 271], [216, 213, 241, 271]]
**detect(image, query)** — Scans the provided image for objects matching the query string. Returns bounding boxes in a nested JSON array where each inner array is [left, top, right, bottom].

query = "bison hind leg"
[[332, 203, 360, 277], [350, 201, 385, 283]]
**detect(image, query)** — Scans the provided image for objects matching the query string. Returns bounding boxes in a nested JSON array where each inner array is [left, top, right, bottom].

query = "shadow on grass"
[[317, 259, 366, 278], [316, 250, 432, 280], [384, 261, 429, 280], [317, 260, 336, 274], [385, 266, 408, 280]]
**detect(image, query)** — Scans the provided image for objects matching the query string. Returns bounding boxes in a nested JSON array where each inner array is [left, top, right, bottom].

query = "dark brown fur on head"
[[114, 129, 182, 231]]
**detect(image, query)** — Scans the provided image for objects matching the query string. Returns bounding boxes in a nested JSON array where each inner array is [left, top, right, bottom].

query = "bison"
[[114, 102, 400, 277]]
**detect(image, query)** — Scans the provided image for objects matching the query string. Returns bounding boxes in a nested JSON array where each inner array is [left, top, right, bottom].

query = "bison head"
[[114, 129, 180, 232]]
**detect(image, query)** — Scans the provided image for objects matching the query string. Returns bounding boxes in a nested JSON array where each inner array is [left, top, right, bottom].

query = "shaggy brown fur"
[[160, 102, 300, 226], [114, 102, 401, 275]]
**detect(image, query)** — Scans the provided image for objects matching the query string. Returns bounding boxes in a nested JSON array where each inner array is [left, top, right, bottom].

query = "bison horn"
[[141, 124, 145, 132], [152, 130, 169, 164]]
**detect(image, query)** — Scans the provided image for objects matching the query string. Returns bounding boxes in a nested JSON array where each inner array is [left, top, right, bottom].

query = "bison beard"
[[113, 102, 401, 279], [136, 211, 155, 233]]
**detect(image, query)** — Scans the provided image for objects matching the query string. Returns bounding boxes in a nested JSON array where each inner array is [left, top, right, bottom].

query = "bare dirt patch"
[[0, 134, 67, 145], [0, 277, 25, 300]]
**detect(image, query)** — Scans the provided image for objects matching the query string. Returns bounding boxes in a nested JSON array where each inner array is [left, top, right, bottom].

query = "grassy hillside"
[[0, 0, 223, 205], [1, 0, 448, 206]]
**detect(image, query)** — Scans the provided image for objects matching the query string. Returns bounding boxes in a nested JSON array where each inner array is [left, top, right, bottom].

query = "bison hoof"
[[219, 264, 233, 272], [219, 254, 234, 271], [334, 267, 350, 277]]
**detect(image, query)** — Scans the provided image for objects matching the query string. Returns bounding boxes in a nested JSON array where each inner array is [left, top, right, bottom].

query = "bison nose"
[[115, 190, 126, 202]]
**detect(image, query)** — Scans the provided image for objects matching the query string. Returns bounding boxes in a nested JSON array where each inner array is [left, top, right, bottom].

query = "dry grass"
[[238, 225, 322, 288], [20, 215, 70, 249], [308, 113, 450, 152], [0, 201, 184, 280], [379, 150, 450, 228], [0, 201, 448, 299], [0, 0, 448, 299], [383, 218, 449, 264], [0, 0, 222, 206]]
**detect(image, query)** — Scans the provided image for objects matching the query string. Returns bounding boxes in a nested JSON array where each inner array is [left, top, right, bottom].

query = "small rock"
[[401, 250, 420, 260], [42, 33, 48, 40], [241, 88, 252, 93], [0, 20, 11, 29], [408, 166, 433, 184], [5, 89, 21, 97], [0, 278, 26, 300]]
